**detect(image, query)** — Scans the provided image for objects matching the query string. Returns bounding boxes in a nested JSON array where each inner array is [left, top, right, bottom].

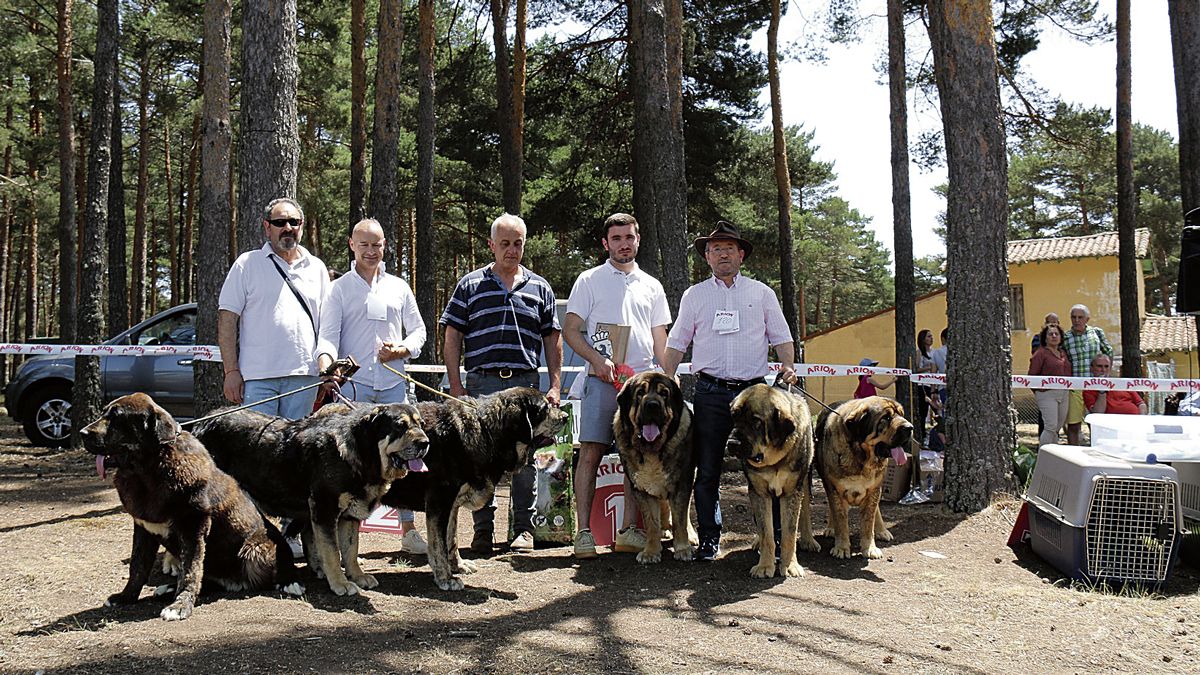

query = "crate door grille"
[[1085, 477, 1178, 583]]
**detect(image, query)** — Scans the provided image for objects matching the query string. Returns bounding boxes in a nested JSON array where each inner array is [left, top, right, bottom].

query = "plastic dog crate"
[[1025, 444, 1182, 586], [1170, 462, 1200, 521]]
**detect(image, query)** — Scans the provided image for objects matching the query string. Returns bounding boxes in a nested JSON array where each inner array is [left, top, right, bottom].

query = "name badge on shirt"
[[713, 310, 739, 334], [366, 294, 387, 321]]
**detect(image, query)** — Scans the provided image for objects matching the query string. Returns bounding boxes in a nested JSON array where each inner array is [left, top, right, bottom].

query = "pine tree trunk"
[[369, 0, 405, 272], [25, 66, 41, 340], [349, 0, 367, 235], [165, 116, 178, 306], [107, 79, 129, 334], [629, 0, 688, 311], [889, 0, 914, 417], [512, 0, 527, 210], [131, 51, 151, 324], [237, 0, 300, 253], [415, 0, 438, 370], [927, 0, 1016, 512], [0, 92, 10, 384], [1170, 0, 1200, 212], [182, 111, 200, 301], [768, 0, 796, 345], [74, 0, 118, 447], [56, 0, 77, 344], [1116, 0, 1141, 377], [195, 0, 233, 417], [491, 0, 518, 214]]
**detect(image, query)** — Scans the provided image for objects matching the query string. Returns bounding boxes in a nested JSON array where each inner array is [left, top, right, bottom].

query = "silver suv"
[[5, 304, 198, 447]]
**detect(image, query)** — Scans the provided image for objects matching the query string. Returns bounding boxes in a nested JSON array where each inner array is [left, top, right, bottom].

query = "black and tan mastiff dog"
[[381, 387, 568, 590], [193, 402, 430, 596], [726, 384, 815, 578], [81, 394, 303, 621], [813, 396, 913, 559], [613, 371, 696, 564]]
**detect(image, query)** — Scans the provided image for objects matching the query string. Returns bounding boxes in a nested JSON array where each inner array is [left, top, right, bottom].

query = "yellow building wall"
[[1146, 350, 1200, 380], [1008, 256, 1144, 375], [802, 255, 1146, 408], [802, 291, 948, 406]]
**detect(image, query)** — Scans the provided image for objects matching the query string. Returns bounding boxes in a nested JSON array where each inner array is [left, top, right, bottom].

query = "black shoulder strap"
[[267, 254, 317, 346]]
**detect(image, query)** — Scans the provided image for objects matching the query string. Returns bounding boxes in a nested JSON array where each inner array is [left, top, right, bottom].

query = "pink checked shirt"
[[667, 274, 792, 381]]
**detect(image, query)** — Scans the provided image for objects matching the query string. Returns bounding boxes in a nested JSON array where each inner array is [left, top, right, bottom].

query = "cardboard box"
[[510, 405, 575, 544], [881, 455, 912, 502]]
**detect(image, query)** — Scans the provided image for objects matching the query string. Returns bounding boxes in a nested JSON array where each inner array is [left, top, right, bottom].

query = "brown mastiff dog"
[[726, 384, 815, 578], [81, 394, 303, 620], [813, 396, 913, 559], [613, 371, 697, 563]]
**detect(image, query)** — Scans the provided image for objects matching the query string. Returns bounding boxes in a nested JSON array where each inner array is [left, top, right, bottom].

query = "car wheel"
[[22, 384, 73, 448]]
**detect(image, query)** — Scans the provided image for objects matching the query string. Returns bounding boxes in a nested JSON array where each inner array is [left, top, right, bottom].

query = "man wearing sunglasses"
[[218, 197, 331, 421]]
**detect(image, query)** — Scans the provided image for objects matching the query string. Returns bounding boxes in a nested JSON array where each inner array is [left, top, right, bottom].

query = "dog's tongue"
[[891, 447, 908, 465], [96, 455, 107, 480], [407, 458, 428, 472], [641, 424, 661, 442]]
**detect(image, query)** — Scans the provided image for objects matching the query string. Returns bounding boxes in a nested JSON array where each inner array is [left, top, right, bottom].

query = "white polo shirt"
[[218, 243, 330, 380], [316, 264, 426, 392], [566, 260, 671, 374]]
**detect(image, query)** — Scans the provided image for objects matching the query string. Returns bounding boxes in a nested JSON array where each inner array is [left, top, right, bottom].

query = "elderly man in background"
[[1083, 355, 1147, 416], [1063, 304, 1114, 443]]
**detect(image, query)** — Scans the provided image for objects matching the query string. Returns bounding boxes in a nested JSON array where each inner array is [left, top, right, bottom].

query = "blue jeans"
[[692, 378, 739, 542], [244, 375, 320, 421], [465, 370, 540, 537]]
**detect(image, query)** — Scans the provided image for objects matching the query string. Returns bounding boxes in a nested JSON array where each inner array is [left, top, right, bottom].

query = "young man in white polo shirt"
[[217, 197, 330, 420], [563, 213, 671, 559], [316, 218, 428, 553]]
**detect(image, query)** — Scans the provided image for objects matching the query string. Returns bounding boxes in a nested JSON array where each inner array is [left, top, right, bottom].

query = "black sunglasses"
[[268, 217, 302, 228]]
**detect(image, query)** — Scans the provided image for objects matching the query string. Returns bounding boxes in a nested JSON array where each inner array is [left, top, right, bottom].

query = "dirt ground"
[[2, 417, 1199, 675]]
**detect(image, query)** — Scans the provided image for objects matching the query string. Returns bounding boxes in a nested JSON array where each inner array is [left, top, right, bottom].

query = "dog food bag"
[[511, 405, 576, 544]]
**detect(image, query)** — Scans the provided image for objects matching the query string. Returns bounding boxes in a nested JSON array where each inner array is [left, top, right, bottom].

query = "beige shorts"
[[1066, 390, 1086, 425]]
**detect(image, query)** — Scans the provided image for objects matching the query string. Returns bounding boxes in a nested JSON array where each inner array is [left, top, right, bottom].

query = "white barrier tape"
[[0, 343, 220, 359], [4, 342, 1197, 392]]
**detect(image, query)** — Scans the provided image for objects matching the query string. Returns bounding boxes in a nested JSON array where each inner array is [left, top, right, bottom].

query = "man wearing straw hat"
[[662, 221, 796, 562]]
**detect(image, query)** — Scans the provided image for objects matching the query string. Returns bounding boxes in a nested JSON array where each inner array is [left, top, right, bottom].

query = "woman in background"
[[1028, 323, 1072, 447]]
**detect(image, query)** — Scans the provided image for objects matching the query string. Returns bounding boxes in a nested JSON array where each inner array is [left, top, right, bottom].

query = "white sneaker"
[[574, 530, 598, 559], [400, 529, 428, 554], [613, 526, 647, 553]]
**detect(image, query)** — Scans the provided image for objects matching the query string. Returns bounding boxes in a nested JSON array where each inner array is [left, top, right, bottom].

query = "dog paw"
[[864, 545, 884, 560], [798, 537, 821, 553], [160, 601, 193, 621], [876, 527, 894, 542], [279, 582, 306, 597], [673, 545, 694, 562], [454, 559, 479, 575], [749, 561, 776, 578], [636, 550, 662, 564], [782, 561, 805, 578], [153, 584, 175, 597], [161, 553, 181, 576], [328, 579, 362, 596], [350, 573, 378, 590], [436, 576, 465, 592], [821, 527, 835, 538], [105, 591, 139, 607], [830, 542, 853, 559]]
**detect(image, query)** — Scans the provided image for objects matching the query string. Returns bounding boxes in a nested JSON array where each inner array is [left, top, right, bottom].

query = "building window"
[[1009, 284, 1026, 330]]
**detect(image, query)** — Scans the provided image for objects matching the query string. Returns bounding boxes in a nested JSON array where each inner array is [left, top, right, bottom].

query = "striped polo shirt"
[[440, 264, 560, 372]]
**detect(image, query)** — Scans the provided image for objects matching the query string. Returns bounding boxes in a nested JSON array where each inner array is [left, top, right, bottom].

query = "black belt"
[[474, 368, 536, 379], [696, 372, 764, 392]]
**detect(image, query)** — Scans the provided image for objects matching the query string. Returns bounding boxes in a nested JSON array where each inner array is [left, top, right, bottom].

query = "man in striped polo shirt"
[[663, 221, 796, 562], [441, 213, 563, 554]]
